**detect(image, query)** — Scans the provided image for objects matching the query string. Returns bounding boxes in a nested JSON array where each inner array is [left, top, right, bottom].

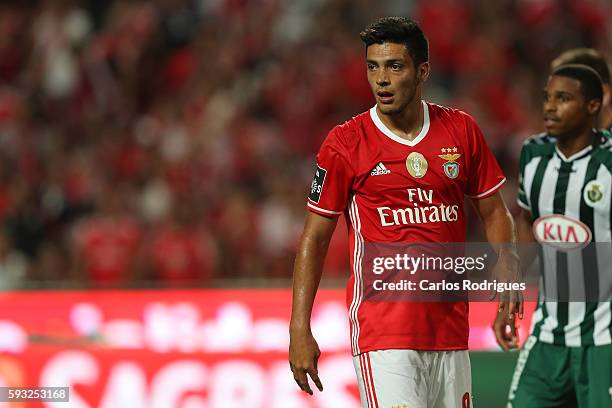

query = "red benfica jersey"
[[307, 101, 506, 355]]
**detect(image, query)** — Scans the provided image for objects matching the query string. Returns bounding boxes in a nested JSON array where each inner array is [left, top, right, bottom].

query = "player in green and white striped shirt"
[[495, 64, 612, 407]]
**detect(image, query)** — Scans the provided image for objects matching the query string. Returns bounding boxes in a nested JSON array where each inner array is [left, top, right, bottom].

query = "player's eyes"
[[367, 64, 377, 71], [391, 64, 402, 70]]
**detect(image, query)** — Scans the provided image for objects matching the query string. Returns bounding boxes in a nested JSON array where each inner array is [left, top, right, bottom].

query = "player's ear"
[[602, 84, 611, 110], [418, 62, 430, 83], [586, 98, 601, 116]]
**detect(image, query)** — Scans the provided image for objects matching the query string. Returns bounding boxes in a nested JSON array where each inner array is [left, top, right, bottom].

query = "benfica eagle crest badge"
[[439, 148, 461, 179]]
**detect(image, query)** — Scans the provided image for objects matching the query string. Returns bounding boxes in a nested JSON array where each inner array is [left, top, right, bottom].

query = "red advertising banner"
[[0, 290, 533, 407]]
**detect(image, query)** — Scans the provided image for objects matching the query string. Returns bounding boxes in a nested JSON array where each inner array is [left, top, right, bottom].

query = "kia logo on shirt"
[[532, 214, 592, 251]]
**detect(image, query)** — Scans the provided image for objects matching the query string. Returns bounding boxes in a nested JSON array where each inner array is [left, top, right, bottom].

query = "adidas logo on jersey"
[[371, 162, 391, 176]]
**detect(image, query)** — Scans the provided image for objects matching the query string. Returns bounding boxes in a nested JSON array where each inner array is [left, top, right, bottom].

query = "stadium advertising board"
[[0, 290, 532, 407]]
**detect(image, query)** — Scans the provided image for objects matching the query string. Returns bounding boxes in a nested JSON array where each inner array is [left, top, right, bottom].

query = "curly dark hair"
[[360, 17, 429, 67], [551, 64, 603, 104]]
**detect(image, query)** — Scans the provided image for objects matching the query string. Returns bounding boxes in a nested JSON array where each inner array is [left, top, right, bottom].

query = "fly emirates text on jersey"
[[377, 188, 460, 226]]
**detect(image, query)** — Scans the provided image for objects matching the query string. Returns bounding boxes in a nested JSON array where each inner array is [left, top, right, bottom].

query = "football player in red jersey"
[[289, 17, 522, 407]]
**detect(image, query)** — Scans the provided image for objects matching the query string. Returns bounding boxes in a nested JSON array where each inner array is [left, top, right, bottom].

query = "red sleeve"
[[306, 128, 354, 216], [463, 114, 506, 199]]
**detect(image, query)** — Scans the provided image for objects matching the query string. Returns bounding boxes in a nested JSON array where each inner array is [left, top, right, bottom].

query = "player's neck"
[[556, 127, 596, 159], [376, 98, 424, 141]]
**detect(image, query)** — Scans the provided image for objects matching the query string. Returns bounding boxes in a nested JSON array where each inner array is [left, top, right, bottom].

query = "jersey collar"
[[554, 143, 593, 162], [370, 100, 430, 147]]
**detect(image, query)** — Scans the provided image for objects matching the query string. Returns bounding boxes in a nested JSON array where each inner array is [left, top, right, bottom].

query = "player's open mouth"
[[544, 116, 560, 126], [377, 91, 394, 104]]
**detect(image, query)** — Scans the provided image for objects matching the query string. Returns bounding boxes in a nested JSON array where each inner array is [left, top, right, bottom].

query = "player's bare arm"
[[289, 211, 338, 395], [472, 191, 523, 320], [492, 208, 533, 351], [516, 208, 537, 265]]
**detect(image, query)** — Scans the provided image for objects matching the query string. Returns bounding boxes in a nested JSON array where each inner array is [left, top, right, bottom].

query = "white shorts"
[[352, 349, 473, 408]]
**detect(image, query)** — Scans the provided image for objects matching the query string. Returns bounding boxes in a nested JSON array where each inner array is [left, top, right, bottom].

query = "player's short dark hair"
[[551, 48, 610, 85], [551, 64, 603, 104], [360, 17, 429, 67]]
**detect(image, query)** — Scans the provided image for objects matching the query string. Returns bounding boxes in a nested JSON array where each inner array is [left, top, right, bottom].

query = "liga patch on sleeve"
[[308, 165, 327, 204]]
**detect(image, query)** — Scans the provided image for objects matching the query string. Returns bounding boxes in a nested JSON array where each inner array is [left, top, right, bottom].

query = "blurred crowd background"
[[0, 0, 610, 289]]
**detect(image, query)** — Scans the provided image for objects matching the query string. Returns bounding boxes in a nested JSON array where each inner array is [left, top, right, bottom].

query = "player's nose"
[[376, 70, 390, 86], [543, 99, 557, 112]]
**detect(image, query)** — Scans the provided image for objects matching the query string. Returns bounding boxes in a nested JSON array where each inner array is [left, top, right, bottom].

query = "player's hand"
[[492, 308, 520, 351], [289, 329, 323, 395], [493, 250, 524, 320]]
